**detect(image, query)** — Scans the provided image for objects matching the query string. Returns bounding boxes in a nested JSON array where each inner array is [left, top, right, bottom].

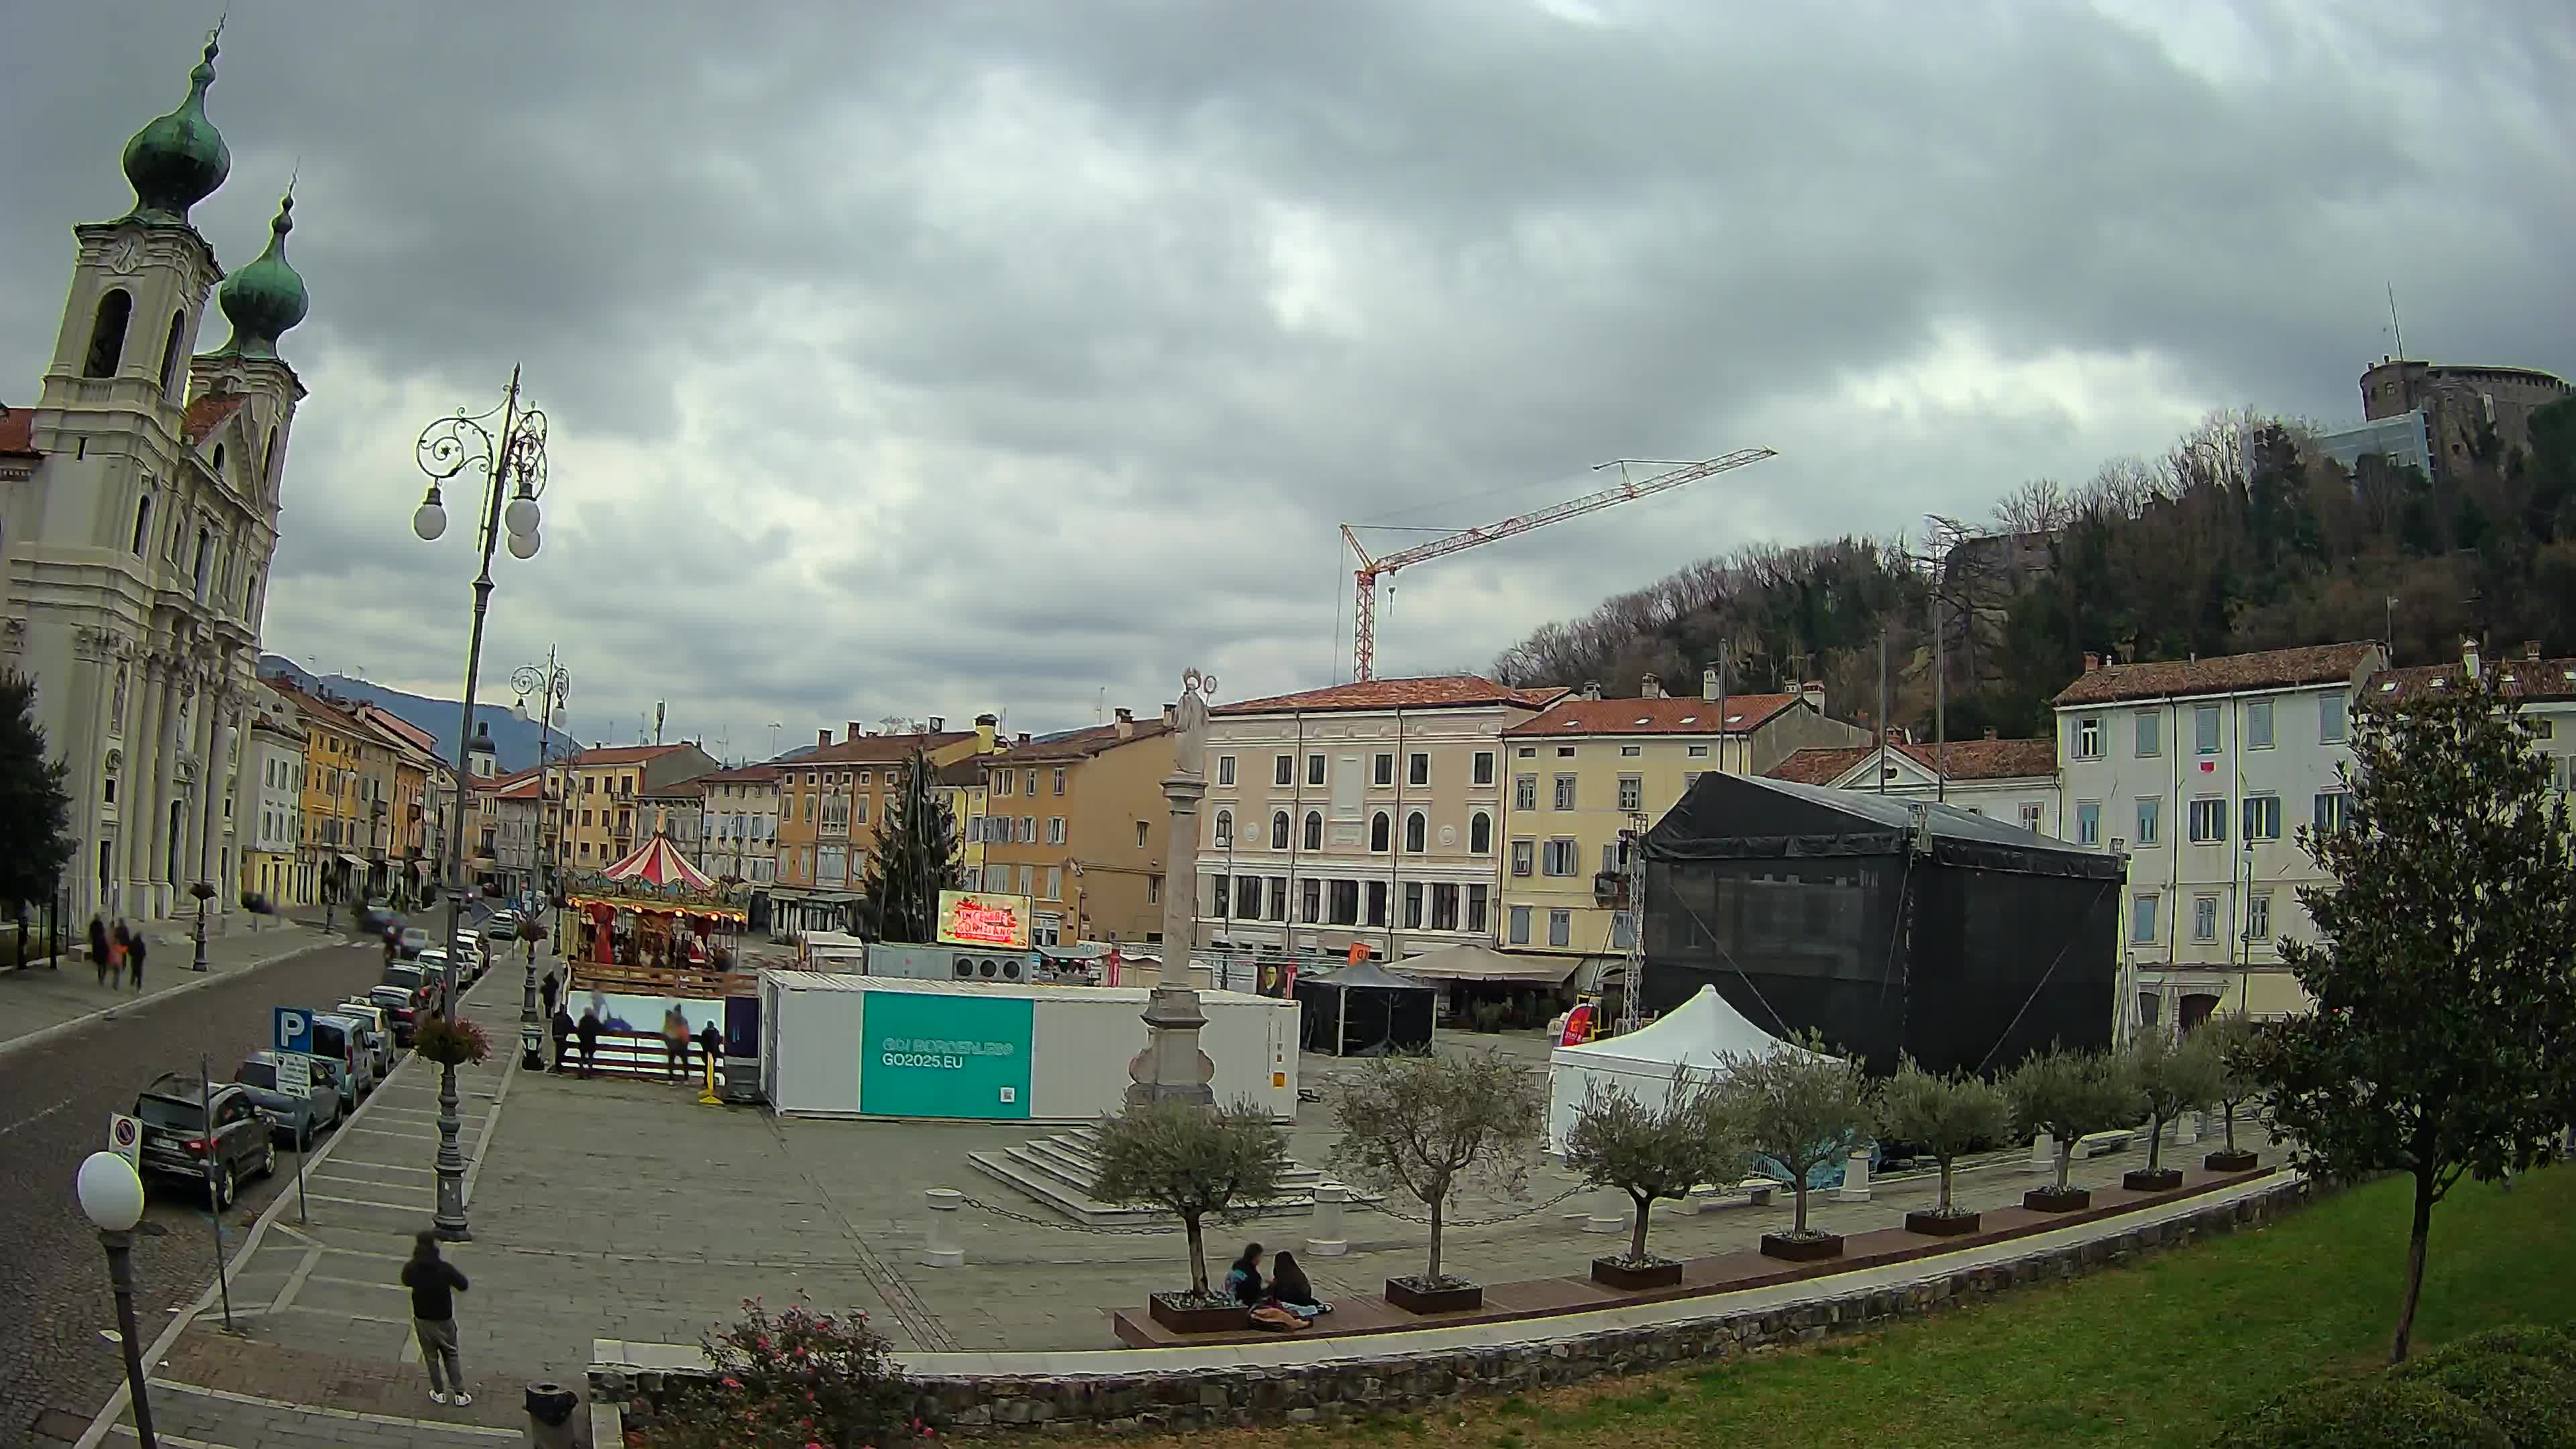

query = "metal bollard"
[[1307, 1183, 1349, 1257], [1582, 1187, 1626, 1234], [2027, 1132, 2055, 1174], [920, 1187, 964, 1269], [1833, 1146, 1872, 1202], [2174, 1110, 2199, 1147], [524, 1381, 579, 1449]]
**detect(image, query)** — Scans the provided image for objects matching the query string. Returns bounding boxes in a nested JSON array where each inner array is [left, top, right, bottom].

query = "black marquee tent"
[[1293, 961, 1438, 1057], [1642, 771, 2123, 1076]]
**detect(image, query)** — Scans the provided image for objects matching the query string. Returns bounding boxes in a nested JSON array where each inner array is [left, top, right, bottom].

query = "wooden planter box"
[[1591, 1255, 1684, 1291], [2023, 1185, 2092, 1213], [1904, 1209, 1981, 1236], [1385, 1277, 1483, 1314], [1147, 1294, 1248, 1334], [1759, 1232, 1844, 1263], [2204, 1148, 2259, 1173], [2123, 1167, 2185, 1193]]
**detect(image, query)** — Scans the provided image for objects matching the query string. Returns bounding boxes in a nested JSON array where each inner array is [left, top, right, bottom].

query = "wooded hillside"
[[1491, 397, 2576, 740]]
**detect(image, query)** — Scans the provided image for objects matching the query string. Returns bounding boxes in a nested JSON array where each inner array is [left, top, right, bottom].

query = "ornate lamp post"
[[77, 1151, 158, 1448], [1126, 668, 1217, 1108], [510, 655, 569, 1071], [411, 368, 549, 1241]]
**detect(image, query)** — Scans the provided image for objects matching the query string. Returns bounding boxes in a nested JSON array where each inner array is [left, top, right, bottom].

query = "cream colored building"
[[1189, 675, 1566, 965], [1495, 672, 1866, 979], [1765, 734, 2061, 837]]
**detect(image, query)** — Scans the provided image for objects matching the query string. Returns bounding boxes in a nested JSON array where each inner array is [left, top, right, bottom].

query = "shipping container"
[[757, 971, 1299, 1122]]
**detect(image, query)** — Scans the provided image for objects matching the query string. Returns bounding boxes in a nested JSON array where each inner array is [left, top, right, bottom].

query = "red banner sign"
[[1558, 1003, 1597, 1046], [937, 890, 1033, 950]]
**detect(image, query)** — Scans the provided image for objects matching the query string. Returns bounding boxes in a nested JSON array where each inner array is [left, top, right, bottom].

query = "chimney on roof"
[[1702, 666, 1720, 702], [818, 729, 831, 749], [1982, 727, 1998, 741], [2463, 635, 2481, 678], [2083, 651, 2101, 673], [849, 721, 864, 741], [1161, 704, 1177, 728], [928, 716, 945, 733], [1582, 680, 1603, 701], [1640, 673, 1664, 698], [1800, 680, 1824, 707], [2524, 641, 2543, 661], [1016, 733, 1031, 746], [1114, 708, 1135, 739], [975, 714, 998, 753]]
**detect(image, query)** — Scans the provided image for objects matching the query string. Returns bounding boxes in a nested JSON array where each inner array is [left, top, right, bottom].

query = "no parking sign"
[[107, 1113, 141, 1169]]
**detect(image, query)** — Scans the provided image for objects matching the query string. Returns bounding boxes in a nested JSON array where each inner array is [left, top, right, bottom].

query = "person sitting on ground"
[[1223, 1242, 1266, 1305], [1268, 1250, 1332, 1321]]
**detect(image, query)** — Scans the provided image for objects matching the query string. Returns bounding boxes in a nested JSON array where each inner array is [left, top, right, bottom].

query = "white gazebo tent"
[[1544, 984, 1824, 1152]]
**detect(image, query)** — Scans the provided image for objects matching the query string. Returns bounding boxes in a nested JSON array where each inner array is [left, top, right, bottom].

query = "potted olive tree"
[[1564, 1069, 1747, 1289], [1723, 1032, 1873, 1263], [1330, 1051, 1544, 1313], [2197, 1014, 2265, 1173], [1875, 1057, 2011, 1236], [2004, 1045, 2142, 1212], [2122, 1028, 2224, 1192], [1091, 1099, 1289, 1334]]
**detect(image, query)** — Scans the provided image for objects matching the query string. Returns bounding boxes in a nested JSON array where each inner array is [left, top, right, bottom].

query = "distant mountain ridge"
[[258, 655, 569, 775]]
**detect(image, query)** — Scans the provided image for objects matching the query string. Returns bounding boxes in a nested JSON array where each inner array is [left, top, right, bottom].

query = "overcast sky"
[[5, 1, 2569, 759]]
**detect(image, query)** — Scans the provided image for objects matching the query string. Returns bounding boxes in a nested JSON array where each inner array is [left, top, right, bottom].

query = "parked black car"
[[366, 983, 422, 1046], [135, 1074, 276, 1207]]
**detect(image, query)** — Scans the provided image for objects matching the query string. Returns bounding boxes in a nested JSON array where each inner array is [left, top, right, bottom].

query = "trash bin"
[[525, 1381, 580, 1448]]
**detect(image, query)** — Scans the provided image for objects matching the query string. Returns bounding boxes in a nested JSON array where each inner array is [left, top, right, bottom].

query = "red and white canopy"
[[600, 829, 714, 891]]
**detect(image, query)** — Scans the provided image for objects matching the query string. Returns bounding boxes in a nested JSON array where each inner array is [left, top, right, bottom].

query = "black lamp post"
[[78, 1152, 157, 1448], [189, 879, 215, 972]]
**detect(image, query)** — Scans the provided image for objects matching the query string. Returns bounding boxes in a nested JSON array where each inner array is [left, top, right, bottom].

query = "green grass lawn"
[[1189, 1164, 2576, 1449]]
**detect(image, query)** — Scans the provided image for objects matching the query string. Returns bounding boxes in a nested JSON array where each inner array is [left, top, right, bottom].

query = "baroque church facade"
[[0, 31, 309, 925]]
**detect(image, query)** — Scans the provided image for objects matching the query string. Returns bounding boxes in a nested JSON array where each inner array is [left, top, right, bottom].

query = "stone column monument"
[[1126, 667, 1218, 1108]]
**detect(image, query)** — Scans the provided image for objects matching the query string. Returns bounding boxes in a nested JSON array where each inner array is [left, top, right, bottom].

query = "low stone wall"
[[595, 1177, 2311, 1438]]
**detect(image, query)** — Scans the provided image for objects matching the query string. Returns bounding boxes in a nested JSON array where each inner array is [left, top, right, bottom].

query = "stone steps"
[[966, 1128, 1360, 1227]]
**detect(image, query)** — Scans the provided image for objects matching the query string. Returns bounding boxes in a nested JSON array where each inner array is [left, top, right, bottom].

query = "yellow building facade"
[[264, 680, 383, 906]]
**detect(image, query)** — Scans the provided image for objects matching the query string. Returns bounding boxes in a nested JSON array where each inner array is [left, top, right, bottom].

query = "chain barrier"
[[1346, 1183, 1589, 1228]]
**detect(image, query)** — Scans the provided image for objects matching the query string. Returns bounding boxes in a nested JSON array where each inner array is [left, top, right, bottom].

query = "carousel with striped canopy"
[[564, 810, 753, 975]]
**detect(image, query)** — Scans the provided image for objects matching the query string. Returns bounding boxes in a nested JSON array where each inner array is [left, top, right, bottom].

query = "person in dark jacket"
[[400, 1230, 472, 1405], [1269, 1250, 1330, 1321], [539, 970, 559, 1019], [89, 916, 109, 987], [697, 1020, 725, 1087], [549, 1006, 576, 1071], [1223, 1243, 1266, 1305], [124, 927, 147, 991], [574, 1009, 600, 1078]]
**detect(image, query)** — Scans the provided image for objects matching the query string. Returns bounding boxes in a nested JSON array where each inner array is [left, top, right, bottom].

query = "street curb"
[[0, 929, 341, 1064], [69, 951, 555, 1449]]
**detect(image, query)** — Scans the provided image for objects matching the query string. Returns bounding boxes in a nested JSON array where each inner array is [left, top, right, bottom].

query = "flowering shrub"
[[412, 1015, 492, 1067], [647, 1295, 910, 1449]]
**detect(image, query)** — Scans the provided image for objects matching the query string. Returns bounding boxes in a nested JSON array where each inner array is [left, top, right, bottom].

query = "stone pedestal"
[[1582, 1189, 1627, 1234], [2174, 1111, 2199, 1146], [1124, 986, 1215, 1108], [920, 1187, 964, 1269], [1126, 748, 1216, 1109], [1833, 1147, 1872, 1202], [2026, 1132, 2056, 1173]]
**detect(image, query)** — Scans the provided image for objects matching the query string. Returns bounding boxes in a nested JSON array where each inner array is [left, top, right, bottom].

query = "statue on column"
[[1127, 667, 1218, 1109]]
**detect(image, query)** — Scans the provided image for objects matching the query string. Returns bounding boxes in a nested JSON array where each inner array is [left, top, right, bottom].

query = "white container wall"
[[759, 971, 1298, 1122]]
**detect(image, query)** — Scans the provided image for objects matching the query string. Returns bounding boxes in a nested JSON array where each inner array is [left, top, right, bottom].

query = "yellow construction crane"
[[1340, 449, 1777, 680]]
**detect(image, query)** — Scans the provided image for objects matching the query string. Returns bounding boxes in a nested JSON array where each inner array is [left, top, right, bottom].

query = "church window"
[[262, 426, 278, 494], [211, 443, 225, 480], [84, 289, 132, 378], [158, 311, 186, 396], [193, 526, 213, 596], [129, 495, 152, 555]]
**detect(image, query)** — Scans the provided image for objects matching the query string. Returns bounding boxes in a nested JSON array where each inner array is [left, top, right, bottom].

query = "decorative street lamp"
[[412, 367, 549, 1242], [509, 653, 570, 1071], [189, 879, 216, 972], [76, 1151, 158, 1449]]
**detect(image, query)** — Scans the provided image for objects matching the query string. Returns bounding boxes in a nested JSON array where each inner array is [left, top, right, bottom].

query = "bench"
[[1687, 1177, 1781, 1212]]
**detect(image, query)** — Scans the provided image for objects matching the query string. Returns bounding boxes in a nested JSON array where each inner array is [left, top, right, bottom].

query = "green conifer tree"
[[0, 671, 76, 926], [859, 750, 961, 943]]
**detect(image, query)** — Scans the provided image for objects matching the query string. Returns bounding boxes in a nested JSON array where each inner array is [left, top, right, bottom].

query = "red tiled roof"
[[788, 731, 973, 767], [262, 676, 366, 735], [694, 765, 784, 785], [492, 775, 543, 800], [1215, 675, 1568, 716], [571, 744, 690, 767], [1503, 693, 1802, 737], [1765, 737, 2057, 787], [2370, 653, 2576, 704], [2051, 643, 2381, 706], [182, 393, 248, 445], [994, 720, 1171, 762], [355, 705, 441, 759], [0, 407, 36, 458]]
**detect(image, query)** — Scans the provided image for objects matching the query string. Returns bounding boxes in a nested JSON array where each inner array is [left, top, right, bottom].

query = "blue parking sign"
[[274, 1007, 312, 1054]]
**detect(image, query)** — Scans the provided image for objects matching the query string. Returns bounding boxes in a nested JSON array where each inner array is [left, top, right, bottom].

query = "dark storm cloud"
[[3, 1, 2568, 756]]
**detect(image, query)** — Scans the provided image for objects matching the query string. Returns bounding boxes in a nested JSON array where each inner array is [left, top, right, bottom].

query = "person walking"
[[549, 1005, 575, 1073], [661, 1005, 690, 1083], [89, 915, 109, 987], [574, 1008, 600, 1079], [539, 970, 559, 1020], [124, 926, 147, 992], [400, 1230, 472, 1406]]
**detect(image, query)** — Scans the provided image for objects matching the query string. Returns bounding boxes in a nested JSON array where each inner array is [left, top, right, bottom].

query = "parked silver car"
[[231, 1051, 343, 1147]]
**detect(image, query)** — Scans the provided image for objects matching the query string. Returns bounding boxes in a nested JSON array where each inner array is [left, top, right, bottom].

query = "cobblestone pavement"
[[0, 922, 374, 1446]]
